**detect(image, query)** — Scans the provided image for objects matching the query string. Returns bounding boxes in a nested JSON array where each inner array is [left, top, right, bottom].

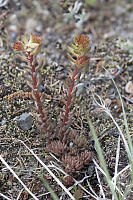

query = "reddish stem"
[[62, 67, 78, 127], [27, 52, 46, 125]]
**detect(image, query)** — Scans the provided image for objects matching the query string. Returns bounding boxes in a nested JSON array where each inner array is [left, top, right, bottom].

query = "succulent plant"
[[45, 141, 67, 157], [11, 34, 93, 183]]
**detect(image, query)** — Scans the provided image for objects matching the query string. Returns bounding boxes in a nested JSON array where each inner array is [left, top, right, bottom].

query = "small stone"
[[130, 97, 133, 103], [105, 98, 112, 107], [56, 65, 64, 72], [115, 5, 127, 16], [127, 66, 133, 72], [0, 119, 7, 125], [109, 88, 116, 99], [109, 88, 115, 95], [9, 32, 17, 40], [0, 0, 9, 7], [25, 18, 41, 33], [17, 113, 33, 131], [4, 55, 10, 60], [69, 142, 73, 149], [40, 84, 44, 92], [8, 25, 18, 32], [87, 163, 95, 177], [125, 81, 133, 94]]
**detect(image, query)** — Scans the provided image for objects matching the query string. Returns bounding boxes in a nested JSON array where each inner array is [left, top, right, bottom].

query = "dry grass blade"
[[86, 172, 99, 198], [104, 67, 133, 164], [93, 93, 132, 162], [93, 159, 123, 198], [0, 193, 12, 200], [17, 139, 75, 200], [87, 116, 118, 200], [109, 113, 132, 162], [75, 183, 98, 200], [0, 155, 39, 200], [95, 167, 105, 199], [112, 135, 121, 199], [16, 189, 24, 200], [112, 164, 131, 182], [93, 159, 106, 177]]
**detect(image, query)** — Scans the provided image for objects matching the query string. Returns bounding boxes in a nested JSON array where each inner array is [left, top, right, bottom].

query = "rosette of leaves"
[[69, 130, 87, 148], [45, 141, 67, 157], [63, 175, 74, 187], [67, 130, 88, 155], [62, 154, 84, 174], [62, 150, 92, 174]]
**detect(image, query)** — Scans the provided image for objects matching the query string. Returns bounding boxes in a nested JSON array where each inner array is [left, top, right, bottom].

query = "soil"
[[0, 0, 133, 199]]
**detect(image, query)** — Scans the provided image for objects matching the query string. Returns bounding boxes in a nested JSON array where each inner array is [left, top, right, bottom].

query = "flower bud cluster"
[[13, 34, 42, 55], [67, 34, 90, 69]]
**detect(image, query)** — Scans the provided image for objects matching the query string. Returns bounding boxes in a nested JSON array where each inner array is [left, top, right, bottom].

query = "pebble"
[[125, 81, 133, 94], [109, 88, 116, 99], [115, 5, 127, 16], [109, 93, 116, 100], [4, 55, 9, 60], [69, 142, 73, 149], [0, 47, 5, 52], [8, 24, 18, 32], [130, 97, 133, 103], [105, 98, 112, 107], [0, 0, 9, 7], [127, 66, 133, 72], [17, 113, 33, 131], [40, 84, 44, 92], [0, 119, 7, 125], [56, 65, 64, 72], [25, 18, 42, 33], [9, 32, 17, 41], [87, 162, 95, 177]]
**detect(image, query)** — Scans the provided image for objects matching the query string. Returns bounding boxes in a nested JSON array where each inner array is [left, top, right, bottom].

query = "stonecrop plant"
[[60, 34, 90, 139], [13, 34, 49, 133], [12, 33, 92, 186]]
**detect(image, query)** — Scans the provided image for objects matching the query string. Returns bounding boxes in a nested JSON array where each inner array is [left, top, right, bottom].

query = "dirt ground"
[[0, 0, 133, 199]]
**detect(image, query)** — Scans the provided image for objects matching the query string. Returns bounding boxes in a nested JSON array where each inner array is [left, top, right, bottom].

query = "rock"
[[130, 97, 133, 103], [127, 66, 133, 72], [115, 5, 127, 16], [25, 18, 42, 33], [109, 88, 116, 99], [56, 65, 64, 72], [125, 81, 133, 94], [87, 162, 95, 177], [4, 55, 9, 60], [39, 84, 44, 92], [0, 119, 7, 125], [105, 98, 112, 107], [0, 0, 9, 7], [69, 142, 73, 149], [8, 24, 18, 32], [9, 32, 17, 41], [109, 88, 115, 94], [17, 113, 33, 131]]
